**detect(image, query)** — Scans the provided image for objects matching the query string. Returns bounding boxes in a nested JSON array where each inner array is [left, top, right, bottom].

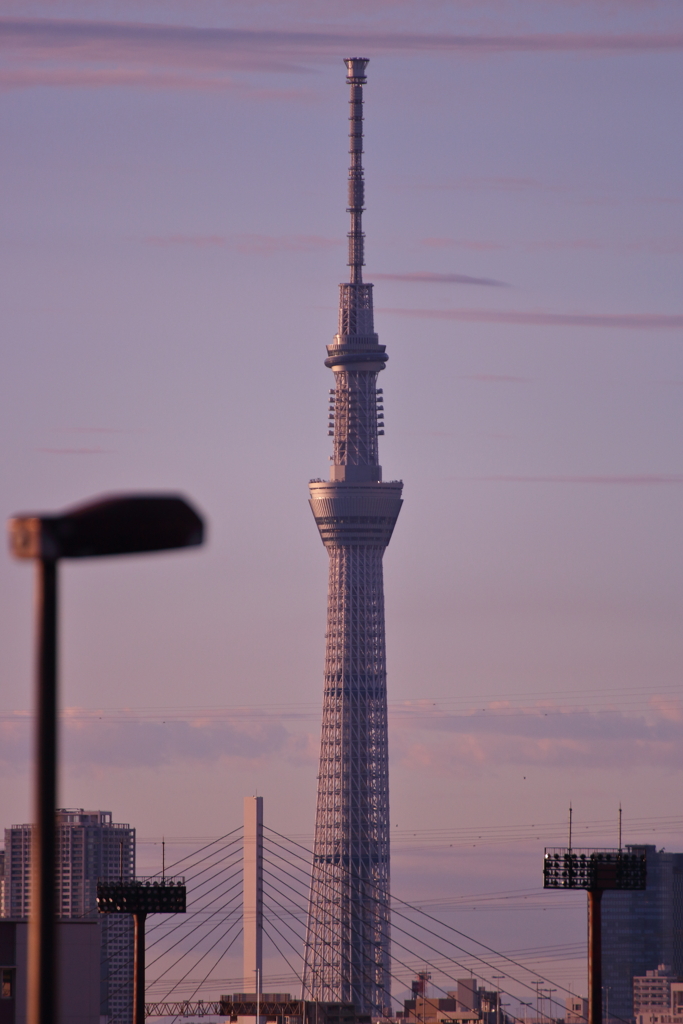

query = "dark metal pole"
[[588, 889, 603, 1024], [133, 912, 147, 1024], [28, 558, 58, 1024]]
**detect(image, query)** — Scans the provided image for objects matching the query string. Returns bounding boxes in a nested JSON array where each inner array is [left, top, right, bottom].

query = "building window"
[[1, 969, 15, 998]]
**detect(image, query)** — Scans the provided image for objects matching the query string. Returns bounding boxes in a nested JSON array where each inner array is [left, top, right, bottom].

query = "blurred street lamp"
[[8, 493, 204, 1024]]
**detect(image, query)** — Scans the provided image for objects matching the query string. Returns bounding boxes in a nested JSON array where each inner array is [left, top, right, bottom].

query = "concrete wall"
[[0, 919, 100, 1024]]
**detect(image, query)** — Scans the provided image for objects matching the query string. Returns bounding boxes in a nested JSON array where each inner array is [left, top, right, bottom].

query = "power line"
[[263, 827, 579, 1018], [160, 919, 244, 1002]]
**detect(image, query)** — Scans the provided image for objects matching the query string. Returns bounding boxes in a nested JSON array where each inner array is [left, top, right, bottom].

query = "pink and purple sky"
[[1, 0, 682, 1001]]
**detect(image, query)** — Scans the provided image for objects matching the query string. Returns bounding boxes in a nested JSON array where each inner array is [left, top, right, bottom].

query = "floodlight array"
[[543, 849, 646, 890], [97, 877, 187, 915]]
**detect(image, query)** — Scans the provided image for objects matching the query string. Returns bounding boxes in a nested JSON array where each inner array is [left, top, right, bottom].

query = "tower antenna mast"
[[347, 58, 366, 286]]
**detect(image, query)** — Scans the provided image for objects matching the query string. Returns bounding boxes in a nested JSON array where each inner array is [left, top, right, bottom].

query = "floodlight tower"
[[303, 58, 402, 1017], [543, 846, 647, 1024]]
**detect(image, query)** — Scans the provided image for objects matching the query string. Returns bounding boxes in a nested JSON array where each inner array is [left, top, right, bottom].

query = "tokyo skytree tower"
[[304, 58, 402, 1017]]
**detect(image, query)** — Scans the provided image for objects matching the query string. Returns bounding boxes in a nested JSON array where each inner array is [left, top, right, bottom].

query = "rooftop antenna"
[[162, 837, 165, 881], [569, 803, 573, 853], [618, 805, 622, 853]]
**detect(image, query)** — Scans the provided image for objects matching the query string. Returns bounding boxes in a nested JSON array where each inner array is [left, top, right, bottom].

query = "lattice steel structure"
[[304, 58, 402, 1018]]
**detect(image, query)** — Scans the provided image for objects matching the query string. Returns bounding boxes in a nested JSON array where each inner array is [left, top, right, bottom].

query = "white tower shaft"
[[243, 795, 263, 993]]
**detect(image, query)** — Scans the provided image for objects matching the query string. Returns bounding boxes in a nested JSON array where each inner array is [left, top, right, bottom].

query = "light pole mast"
[[304, 58, 402, 1018]]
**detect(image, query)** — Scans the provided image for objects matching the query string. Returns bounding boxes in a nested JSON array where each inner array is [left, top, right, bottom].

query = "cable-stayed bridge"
[[123, 807, 596, 1023]]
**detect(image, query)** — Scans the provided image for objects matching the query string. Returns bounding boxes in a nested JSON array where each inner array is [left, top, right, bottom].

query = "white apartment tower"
[[2, 808, 135, 1024]]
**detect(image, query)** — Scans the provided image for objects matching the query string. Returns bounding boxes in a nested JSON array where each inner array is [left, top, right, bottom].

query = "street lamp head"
[[8, 493, 204, 560]]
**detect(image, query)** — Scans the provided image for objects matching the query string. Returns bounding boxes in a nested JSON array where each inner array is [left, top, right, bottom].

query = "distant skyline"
[[1, 0, 682, 1004]]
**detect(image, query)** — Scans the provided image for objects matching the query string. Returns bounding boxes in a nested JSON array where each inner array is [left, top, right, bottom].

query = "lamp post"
[[493, 976, 504, 1024], [8, 493, 204, 1024]]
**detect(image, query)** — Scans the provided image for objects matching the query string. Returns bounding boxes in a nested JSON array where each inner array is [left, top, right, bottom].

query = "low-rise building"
[[566, 996, 588, 1024], [635, 970, 683, 1024], [401, 976, 505, 1024], [0, 918, 99, 1024], [635, 966, 678, 1016]]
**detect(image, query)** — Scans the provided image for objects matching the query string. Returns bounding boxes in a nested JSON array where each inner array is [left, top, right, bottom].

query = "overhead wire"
[[261, 917, 306, 990], [97, 820, 606, 1014], [263, 862, 556, 1024], [159, 918, 244, 1001], [148, 891, 244, 988], [105, 888, 243, 1004], [166, 925, 245, 1014], [263, 827, 581, 1020], [103, 851, 243, 1000]]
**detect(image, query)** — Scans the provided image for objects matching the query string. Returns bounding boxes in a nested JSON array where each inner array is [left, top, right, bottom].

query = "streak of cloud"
[[419, 237, 683, 253], [394, 705, 683, 773], [525, 239, 683, 254], [467, 475, 683, 484], [37, 447, 115, 455], [1, 18, 683, 94], [144, 234, 227, 247], [420, 238, 507, 251], [373, 271, 508, 287], [381, 308, 683, 329], [229, 234, 342, 255], [55, 427, 138, 434], [0, 709, 317, 775], [144, 233, 342, 254], [460, 374, 531, 383], [0, 69, 236, 91], [413, 176, 552, 193], [3, 701, 681, 776]]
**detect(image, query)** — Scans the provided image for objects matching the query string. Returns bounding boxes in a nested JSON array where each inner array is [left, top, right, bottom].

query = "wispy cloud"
[[373, 271, 508, 287], [0, 709, 317, 776], [4, 699, 681, 777], [230, 234, 342, 255], [381, 308, 683, 329], [144, 234, 227, 248], [37, 447, 114, 455], [526, 238, 683, 254], [460, 374, 531, 383], [0, 68, 243, 92], [144, 233, 341, 254], [2, 18, 682, 92], [412, 175, 552, 193], [418, 237, 683, 254], [467, 474, 683, 484], [54, 427, 138, 434], [420, 238, 507, 251], [394, 704, 683, 774]]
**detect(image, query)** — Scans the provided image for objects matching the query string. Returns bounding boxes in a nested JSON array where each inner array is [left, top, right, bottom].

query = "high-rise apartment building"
[[2, 808, 135, 1024], [602, 846, 683, 1021], [303, 59, 402, 1017]]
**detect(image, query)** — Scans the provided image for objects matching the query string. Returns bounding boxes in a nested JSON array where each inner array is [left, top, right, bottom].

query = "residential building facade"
[[2, 809, 135, 1024], [602, 846, 683, 1022]]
